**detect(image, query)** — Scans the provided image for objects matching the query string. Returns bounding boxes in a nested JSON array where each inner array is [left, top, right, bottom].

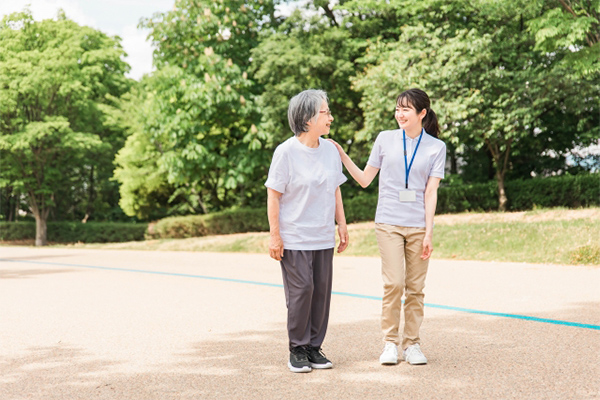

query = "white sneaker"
[[379, 342, 398, 365], [402, 344, 428, 365]]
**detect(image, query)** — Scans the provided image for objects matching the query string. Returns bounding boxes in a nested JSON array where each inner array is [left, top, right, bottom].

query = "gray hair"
[[287, 89, 328, 135]]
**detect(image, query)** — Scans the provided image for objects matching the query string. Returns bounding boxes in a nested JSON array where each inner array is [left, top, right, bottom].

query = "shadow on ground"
[[0, 268, 77, 279], [1, 304, 598, 400]]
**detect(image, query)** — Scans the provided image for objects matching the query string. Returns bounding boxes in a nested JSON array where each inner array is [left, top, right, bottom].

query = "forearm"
[[335, 187, 347, 227], [424, 188, 438, 238], [267, 190, 281, 237], [340, 153, 376, 188]]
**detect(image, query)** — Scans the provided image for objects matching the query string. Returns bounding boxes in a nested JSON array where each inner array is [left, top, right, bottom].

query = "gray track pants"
[[280, 248, 334, 350]]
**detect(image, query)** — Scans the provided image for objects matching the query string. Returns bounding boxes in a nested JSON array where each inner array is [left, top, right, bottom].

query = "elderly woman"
[[265, 89, 349, 373]]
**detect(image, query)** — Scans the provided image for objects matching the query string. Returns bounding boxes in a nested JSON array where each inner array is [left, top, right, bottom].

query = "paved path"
[[1, 247, 598, 399]]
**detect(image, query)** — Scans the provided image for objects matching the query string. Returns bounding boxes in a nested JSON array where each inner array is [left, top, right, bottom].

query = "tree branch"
[[320, 3, 339, 27]]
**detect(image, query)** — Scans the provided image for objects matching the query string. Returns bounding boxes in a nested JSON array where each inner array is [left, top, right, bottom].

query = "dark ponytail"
[[396, 88, 440, 138]]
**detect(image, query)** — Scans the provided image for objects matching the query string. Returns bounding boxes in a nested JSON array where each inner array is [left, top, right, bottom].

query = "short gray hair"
[[287, 89, 328, 135]]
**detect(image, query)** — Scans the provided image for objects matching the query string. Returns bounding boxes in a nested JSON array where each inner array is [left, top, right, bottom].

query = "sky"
[[0, 0, 175, 80], [0, 1, 307, 80]]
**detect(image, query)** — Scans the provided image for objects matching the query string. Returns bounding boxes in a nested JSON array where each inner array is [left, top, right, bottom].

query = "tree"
[[528, 0, 599, 78], [352, 0, 598, 210], [114, 0, 281, 217], [0, 10, 130, 245]]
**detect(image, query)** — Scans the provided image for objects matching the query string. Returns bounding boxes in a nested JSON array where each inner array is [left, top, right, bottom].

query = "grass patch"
[[46, 208, 600, 266]]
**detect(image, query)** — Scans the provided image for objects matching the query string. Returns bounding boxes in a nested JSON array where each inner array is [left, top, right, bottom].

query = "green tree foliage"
[[528, 0, 599, 78], [0, 10, 131, 245], [114, 0, 281, 218], [352, 0, 598, 210]]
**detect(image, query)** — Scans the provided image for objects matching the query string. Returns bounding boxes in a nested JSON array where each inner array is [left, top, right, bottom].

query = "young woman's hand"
[[421, 236, 433, 260], [326, 139, 345, 157]]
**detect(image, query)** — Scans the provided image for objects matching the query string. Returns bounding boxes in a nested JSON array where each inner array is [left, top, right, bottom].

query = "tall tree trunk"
[[486, 138, 512, 212], [82, 165, 95, 223], [34, 211, 48, 246], [29, 194, 49, 246], [496, 170, 508, 212]]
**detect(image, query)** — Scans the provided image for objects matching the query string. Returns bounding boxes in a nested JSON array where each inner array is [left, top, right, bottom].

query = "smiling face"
[[395, 100, 426, 132], [308, 100, 334, 136]]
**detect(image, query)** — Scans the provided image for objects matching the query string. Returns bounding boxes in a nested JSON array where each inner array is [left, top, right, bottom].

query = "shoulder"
[[373, 129, 399, 145], [423, 133, 446, 151], [320, 138, 336, 151], [273, 136, 295, 154]]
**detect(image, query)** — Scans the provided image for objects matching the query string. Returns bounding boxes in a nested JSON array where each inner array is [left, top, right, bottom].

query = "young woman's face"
[[395, 101, 426, 131]]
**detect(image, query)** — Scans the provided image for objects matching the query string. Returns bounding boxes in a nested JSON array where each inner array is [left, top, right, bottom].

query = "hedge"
[[2, 174, 596, 242], [347, 173, 599, 222], [0, 222, 147, 243], [147, 207, 269, 239]]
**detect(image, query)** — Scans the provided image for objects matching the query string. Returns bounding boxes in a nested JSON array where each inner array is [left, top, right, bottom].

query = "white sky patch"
[[0, 0, 171, 80]]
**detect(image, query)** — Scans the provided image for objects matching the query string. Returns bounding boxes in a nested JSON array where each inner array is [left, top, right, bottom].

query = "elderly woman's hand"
[[269, 233, 285, 261], [337, 224, 349, 253]]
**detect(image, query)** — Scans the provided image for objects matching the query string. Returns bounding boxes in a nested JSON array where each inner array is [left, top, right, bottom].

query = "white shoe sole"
[[402, 355, 427, 365], [380, 357, 398, 365], [310, 362, 333, 369], [288, 361, 312, 373]]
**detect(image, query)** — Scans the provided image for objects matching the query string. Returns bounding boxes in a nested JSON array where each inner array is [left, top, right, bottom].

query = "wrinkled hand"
[[337, 224, 349, 253], [421, 236, 433, 260], [326, 139, 345, 157], [269, 234, 285, 261]]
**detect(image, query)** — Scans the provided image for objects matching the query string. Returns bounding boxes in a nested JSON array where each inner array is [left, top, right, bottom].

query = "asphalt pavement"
[[1, 247, 598, 399]]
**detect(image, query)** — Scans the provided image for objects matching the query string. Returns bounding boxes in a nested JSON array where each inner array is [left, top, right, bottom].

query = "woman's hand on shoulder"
[[326, 139, 345, 157]]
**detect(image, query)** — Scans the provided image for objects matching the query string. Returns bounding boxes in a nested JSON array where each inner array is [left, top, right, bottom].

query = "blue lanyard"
[[403, 129, 424, 189]]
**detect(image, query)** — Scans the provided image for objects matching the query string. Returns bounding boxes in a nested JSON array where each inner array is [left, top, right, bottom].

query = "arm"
[[267, 188, 285, 261], [327, 139, 379, 188], [335, 186, 349, 253], [422, 176, 442, 260]]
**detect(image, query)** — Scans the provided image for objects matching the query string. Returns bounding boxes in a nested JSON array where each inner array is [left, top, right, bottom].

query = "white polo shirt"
[[265, 136, 347, 250], [367, 129, 446, 228]]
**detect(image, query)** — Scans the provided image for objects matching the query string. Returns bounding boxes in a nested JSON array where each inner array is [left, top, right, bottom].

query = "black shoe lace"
[[291, 346, 309, 360]]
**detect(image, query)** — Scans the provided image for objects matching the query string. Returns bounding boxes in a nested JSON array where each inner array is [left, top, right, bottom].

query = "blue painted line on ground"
[[2, 258, 599, 331]]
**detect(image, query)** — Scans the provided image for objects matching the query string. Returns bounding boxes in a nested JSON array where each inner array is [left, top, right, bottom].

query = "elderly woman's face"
[[309, 100, 334, 135]]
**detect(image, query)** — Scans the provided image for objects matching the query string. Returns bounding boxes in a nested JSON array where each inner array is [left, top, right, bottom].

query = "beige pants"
[[375, 223, 429, 349]]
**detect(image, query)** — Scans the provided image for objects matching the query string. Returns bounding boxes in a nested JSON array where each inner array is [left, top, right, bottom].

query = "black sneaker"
[[288, 346, 311, 373], [306, 346, 333, 369]]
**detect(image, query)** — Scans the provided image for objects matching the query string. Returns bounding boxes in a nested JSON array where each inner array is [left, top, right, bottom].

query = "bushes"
[[2, 174, 596, 242], [148, 207, 269, 239], [0, 222, 35, 241], [0, 222, 147, 243], [343, 173, 599, 222], [507, 173, 599, 210]]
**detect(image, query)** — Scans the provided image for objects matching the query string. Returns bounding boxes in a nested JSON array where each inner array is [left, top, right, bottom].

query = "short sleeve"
[[264, 145, 289, 193], [429, 143, 446, 179], [335, 155, 347, 188], [367, 132, 384, 169]]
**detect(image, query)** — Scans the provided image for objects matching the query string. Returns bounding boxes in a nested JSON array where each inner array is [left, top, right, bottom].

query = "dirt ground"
[[1, 247, 599, 399]]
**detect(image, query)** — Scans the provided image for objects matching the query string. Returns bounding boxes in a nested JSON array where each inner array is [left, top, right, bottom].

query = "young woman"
[[329, 88, 446, 366], [265, 89, 349, 373]]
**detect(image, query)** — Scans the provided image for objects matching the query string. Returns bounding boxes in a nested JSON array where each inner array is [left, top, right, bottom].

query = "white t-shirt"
[[265, 136, 347, 250], [367, 129, 446, 228]]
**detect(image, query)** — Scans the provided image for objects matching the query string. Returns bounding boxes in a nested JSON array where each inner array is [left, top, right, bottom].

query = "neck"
[[404, 126, 422, 139], [296, 132, 320, 148]]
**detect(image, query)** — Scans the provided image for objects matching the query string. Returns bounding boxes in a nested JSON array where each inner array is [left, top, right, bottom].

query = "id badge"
[[399, 190, 416, 202]]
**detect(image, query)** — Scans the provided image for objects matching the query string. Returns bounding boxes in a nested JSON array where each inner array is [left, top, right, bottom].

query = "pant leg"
[[401, 227, 429, 349], [309, 248, 334, 348], [280, 249, 314, 350], [375, 223, 406, 346]]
